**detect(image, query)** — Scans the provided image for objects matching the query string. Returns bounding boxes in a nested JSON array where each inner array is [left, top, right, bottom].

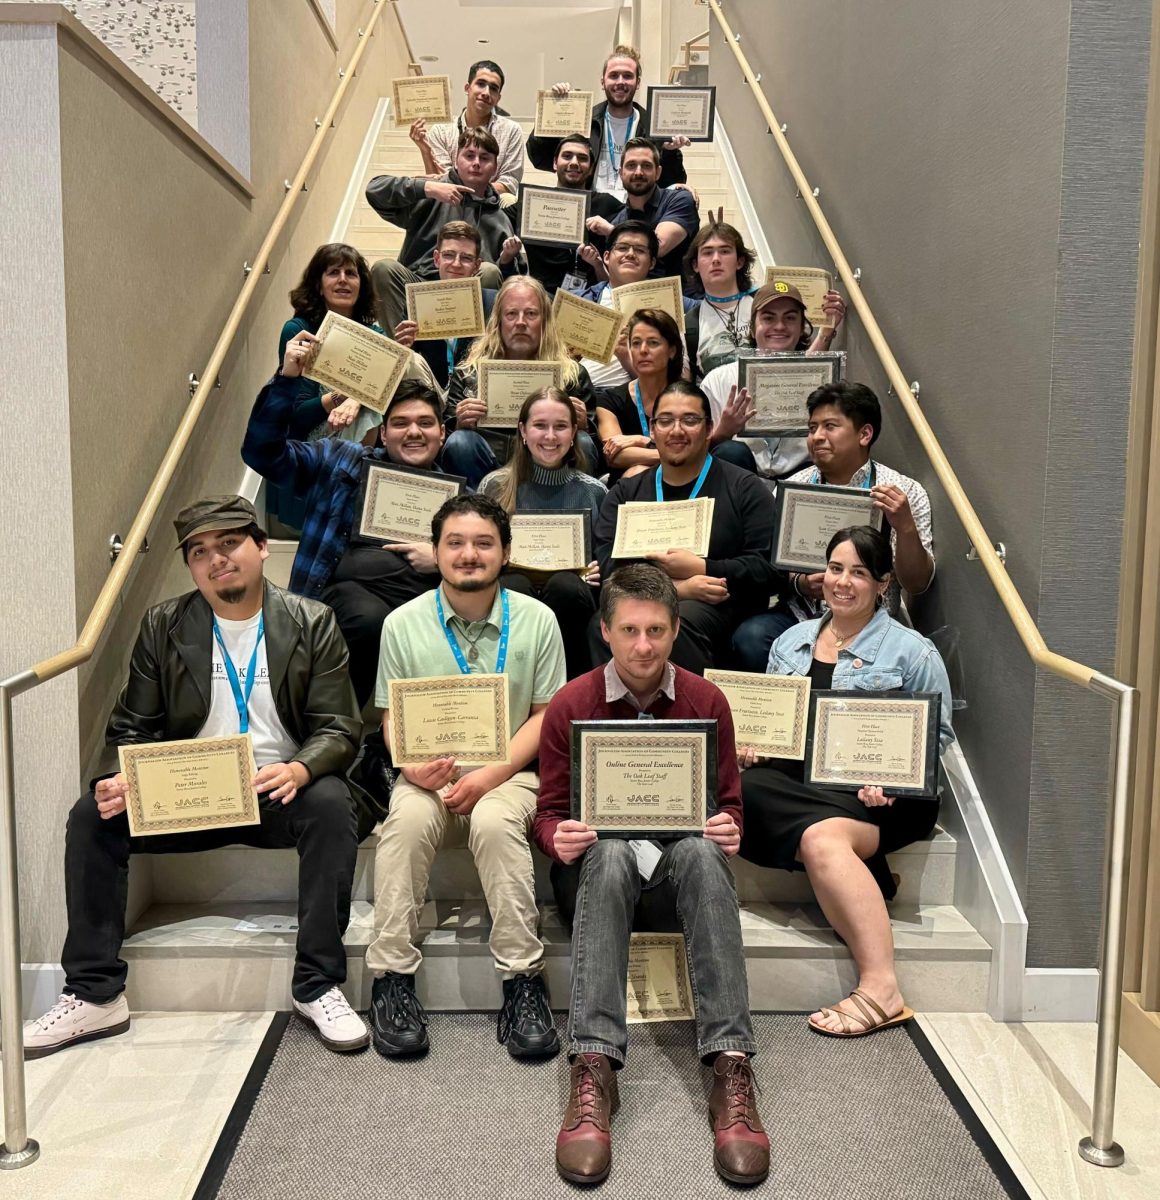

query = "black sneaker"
[[370, 972, 429, 1058], [497, 973, 560, 1059]]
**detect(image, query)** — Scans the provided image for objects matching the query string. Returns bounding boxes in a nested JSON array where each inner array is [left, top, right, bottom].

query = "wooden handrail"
[[25, 0, 392, 686], [706, 0, 1094, 689]]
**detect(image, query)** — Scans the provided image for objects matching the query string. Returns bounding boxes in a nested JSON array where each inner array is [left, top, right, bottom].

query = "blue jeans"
[[568, 837, 757, 1066], [440, 430, 602, 490], [731, 607, 797, 673]]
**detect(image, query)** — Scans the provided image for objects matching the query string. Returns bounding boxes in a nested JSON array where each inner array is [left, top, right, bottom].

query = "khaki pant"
[[366, 770, 542, 977]]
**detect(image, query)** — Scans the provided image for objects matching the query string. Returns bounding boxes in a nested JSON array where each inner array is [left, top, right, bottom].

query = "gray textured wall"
[[712, 0, 1148, 965]]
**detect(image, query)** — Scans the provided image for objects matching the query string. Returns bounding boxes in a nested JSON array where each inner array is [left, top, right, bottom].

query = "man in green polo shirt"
[[367, 493, 567, 1060]]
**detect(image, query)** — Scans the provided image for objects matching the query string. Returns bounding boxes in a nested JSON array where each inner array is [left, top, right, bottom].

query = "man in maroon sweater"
[[533, 564, 768, 1187]]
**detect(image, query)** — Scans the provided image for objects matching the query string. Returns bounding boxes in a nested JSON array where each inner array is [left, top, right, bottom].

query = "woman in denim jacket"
[[739, 525, 955, 1038]]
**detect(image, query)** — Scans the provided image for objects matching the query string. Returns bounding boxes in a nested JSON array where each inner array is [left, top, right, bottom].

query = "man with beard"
[[365, 494, 566, 1061]]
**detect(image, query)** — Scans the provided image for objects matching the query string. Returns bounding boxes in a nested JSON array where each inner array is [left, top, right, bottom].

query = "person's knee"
[[293, 777, 357, 834], [797, 821, 848, 868], [501, 572, 534, 596], [66, 791, 102, 840], [468, 795, 530, 846], [712, 440, 758, 473], [479, 262, 503, 290], [668, 834, 729, 883], [542, 570, 593, 607], [582, 838, 636, 891]]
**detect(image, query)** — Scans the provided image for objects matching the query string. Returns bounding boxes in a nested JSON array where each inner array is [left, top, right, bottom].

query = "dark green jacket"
[[97, 582, 361, 784]]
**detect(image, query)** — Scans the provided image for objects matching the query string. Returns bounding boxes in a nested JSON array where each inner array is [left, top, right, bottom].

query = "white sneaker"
[[23, 992, 130, 1059], [292, 985, 369, 1053]]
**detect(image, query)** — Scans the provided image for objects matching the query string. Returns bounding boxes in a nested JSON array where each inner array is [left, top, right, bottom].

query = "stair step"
[[122, 897, 989, 1013]]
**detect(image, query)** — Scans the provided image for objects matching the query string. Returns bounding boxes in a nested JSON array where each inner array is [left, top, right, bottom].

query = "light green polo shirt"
[[375, 583, 566, 731]]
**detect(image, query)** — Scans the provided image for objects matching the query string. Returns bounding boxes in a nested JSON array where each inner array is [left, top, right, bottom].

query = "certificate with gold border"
[[353, 462, 466, 546], [476, 359, 563, 428], [569, 719, 716, 837], [405, 276, 485, 340], [387, 674, 511, 767], [806, 691, 940, 797], [518, 184, 591, 247], [610, 276, 685, 327], [626, 934, 694, 1024], [645, 85, 717, 142], [509, 510, 591, 573], [533, 89, 594, 137], [738, 350, 845, 436], [611, 497, 714, 559], [305, 312, 412, 414], [772, 483, 883, 573], [120, 735, 259, 837], [551, 288, 624, 364], [391, 75, 452, 125], [705, 670, 811, 760], [763, 266, 833, 326]]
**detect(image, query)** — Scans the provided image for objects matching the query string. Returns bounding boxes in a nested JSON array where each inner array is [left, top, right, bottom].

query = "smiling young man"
[[591, 381, 779, 674], [366, 494, 567, 1060], [23, 496, 368, 1059], [533, 564, 768, 1187], [730, 380, 935, 672]]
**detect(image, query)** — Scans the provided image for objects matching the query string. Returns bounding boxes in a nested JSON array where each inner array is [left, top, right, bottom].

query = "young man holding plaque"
[[533, 564, 768, 1186], [23, 497, 370, 1059], [367, 493, 567, 1060], [367, 128, 521, 331], [730, 380, 935, 673], [591, 381, 780, 675]]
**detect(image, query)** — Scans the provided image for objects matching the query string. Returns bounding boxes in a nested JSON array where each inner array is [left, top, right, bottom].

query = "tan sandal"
[[808, 988, 914, 1038]]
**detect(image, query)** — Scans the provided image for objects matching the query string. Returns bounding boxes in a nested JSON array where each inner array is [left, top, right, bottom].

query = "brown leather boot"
[[708, 1054, 770, 1185], [556, 1053, 619, 1185]]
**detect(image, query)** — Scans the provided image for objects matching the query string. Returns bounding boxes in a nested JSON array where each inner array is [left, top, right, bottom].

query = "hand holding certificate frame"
[[763, 266, 834, 326], [645, 85, 716, 142], [509, 510, 591, 573], [705, 671, 811, 759], [534, 89, 594, 137], [353, 461, 466, 546], [405, 277, 485, 340], [391, 75, 452, 125], [305, 312, 413, 414], [612, 498, 715, 559], [476, 359, 562, 429], [120, 735, 259, 837], [518, 185, 591, 247], [806, 691, 941, 797], [387, 674, 511, 767], [570, 719, 716, 837], [738, 350, 845, 436], [610, 276, 685, 326], [551, 289, 625, 364], [773, 483, 884, 573]]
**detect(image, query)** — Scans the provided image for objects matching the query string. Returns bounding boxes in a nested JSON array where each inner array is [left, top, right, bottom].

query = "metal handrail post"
[[1080, 675, 1137, 1167], [0, 673, 39, 1170]]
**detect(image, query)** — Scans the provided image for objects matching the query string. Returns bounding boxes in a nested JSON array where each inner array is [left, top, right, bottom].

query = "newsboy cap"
[[173, 495, 259, 549]]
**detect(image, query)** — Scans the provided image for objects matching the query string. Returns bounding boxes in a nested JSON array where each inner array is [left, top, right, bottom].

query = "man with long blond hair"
[[441, 277, 601, 485]]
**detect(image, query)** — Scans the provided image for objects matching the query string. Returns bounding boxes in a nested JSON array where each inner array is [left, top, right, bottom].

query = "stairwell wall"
[[711, 0, 1149, 967]]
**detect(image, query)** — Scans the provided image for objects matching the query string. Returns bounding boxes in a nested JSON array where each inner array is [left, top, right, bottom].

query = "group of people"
[[22, 44, 957, 1191]]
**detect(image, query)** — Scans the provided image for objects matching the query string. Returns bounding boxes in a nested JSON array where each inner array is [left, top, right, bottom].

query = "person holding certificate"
[[533, 565, 768, 1187], [739, 526, 955, 1038], [23, 497, 370, 1059], [443, 276, 599, 486], [480, 386, 606, 678], [367, 494, 567, 1061], [730, 380, 935, 673], [592, 381, 780, 674]]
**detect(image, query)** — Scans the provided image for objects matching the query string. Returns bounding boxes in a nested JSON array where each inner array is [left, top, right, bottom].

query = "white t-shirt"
[[595, 114, 633, 200], [198, 612, 299, 768], [581, 286, 631, 390], [696, 294, 754, 378]]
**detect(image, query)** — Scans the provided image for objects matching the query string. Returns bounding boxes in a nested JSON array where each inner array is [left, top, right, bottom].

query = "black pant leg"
[[536, 570, 599, 680], [321, 580, 391, 708], [671, 599, 737, 675], [587, 608, 612, 670]]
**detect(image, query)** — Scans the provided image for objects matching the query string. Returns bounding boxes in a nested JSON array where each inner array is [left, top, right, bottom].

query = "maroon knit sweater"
[[533, 664, 743, 861]]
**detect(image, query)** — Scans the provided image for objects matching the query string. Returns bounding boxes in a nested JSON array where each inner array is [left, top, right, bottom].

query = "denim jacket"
[[767, 608, 956, 750]]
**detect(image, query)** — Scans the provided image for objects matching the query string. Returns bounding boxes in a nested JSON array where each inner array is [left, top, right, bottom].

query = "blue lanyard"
[[435, 588, 510, 675], [633, 382, 651, 437], [212, 614, 264, 735], [604, 112, 636, 175], [810, 461, 876, 489], [445, 337, 458, 380], [704, 288, 757, 304], [655, 454, 713, 502]]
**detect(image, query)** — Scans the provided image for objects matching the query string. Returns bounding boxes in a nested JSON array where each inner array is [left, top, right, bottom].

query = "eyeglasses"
[[652, 414, 707, 430], [437, 251, 479, 265], [611, 243, 648, 258]]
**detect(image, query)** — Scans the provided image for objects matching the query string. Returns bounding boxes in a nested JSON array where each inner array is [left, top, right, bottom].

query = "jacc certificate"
[[387, 673, 511, 767], [645, 85, 717, 142], [611, 498, 715, 559], [626, 934, 695, 1024], [353, 461, 466, 546], [391, 74, 452, 125], [305, 312, 413, 414], [569, 719, 716, 836], [533, 89, 594, 138], [476, 359, 563, 428], [738, 351, 845, 436], [405, 276, 486, 340], [509, 510, 590, 572], [610, 276, 685, 327], [763, 266, 834, 326], [773, 483, 883, 573], [518, 184, 591, 247], [551, 289, 625, 364], [806, 691, 941, 797], [120, 735, 259, 837], [705, 670, 812, 760]]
